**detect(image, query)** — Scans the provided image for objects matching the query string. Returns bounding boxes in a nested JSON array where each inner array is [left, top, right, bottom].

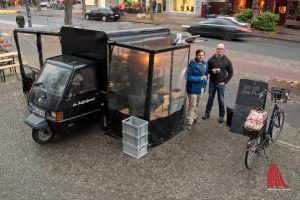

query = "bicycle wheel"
[[245, 137, 261, 170], [271, 110, 284, 142]]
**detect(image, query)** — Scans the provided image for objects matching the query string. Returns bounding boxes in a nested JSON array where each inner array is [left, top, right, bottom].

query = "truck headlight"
[[50, 111, 64, 121]]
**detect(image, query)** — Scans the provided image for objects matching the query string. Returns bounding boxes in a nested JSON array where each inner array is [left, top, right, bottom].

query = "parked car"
[[40, 1, 49, 7], [187, 18, 252, 40], [217, 16, 251, 27], [85, 7, 120, 21]]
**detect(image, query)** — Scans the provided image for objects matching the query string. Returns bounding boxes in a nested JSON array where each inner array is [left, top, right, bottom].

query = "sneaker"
[[194, 118, 201, 124], [218, 117, 224, 123], [202, 114, 210, 120], [186, 124, 192, 130]]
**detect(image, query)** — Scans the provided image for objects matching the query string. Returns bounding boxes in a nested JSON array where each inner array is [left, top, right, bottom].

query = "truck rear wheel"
[[32, 128, 55, 144]]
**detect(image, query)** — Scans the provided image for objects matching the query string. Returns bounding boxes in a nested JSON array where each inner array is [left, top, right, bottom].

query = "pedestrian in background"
[[2, 0, 6, 8], [186, 49, 208, 130], [16, 11, 25, 28], [202, 43, 233, 123], [152, 0, 157, 13]]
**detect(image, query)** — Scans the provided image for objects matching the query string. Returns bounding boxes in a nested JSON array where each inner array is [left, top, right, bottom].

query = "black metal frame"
[[13, 28, 61, 92]]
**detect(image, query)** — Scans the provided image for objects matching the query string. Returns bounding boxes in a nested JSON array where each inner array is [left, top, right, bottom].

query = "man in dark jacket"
[[16, 11, 25, 28], [202, 43, 233, 123]]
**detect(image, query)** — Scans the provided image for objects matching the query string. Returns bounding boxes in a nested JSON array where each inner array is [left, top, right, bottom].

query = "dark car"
[[187, 18, 252, 40], [85, 7, 120, 21]]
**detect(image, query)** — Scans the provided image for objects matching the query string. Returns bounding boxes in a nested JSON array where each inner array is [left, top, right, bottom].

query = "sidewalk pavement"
[[1, 7, 300, 42]]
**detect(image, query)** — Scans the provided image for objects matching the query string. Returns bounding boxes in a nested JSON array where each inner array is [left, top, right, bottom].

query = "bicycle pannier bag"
[[244, 108, 268, 132]]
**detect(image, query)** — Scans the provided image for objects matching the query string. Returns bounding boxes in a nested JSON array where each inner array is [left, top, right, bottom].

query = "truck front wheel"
[[32, 128, 55, 144]]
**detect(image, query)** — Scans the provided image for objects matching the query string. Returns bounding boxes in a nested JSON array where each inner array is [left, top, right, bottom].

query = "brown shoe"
[[186, 124, 192, 130], [194, 119, 201, 124]]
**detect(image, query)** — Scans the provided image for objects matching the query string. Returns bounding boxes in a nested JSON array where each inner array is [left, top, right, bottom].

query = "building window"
[[170, 0, 195, 12]]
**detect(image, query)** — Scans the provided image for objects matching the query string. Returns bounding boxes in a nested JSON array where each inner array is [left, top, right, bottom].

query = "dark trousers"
[[205, 81, 225, 117]]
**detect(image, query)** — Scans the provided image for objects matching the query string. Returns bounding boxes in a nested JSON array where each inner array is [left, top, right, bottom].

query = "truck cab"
[[26, 55, 102, 143]]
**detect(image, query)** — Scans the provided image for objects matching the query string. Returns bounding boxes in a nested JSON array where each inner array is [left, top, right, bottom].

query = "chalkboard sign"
[[230, 79, 268, 134], [235, 79, 268, 107]]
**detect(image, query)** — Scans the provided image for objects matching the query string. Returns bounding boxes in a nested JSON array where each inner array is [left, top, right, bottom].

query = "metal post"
[[25, 0, 32, 28]]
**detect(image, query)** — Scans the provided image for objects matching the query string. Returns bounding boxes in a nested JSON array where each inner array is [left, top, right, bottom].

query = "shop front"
[[286, 0, 300, 27], [169, 0, 196, 13]]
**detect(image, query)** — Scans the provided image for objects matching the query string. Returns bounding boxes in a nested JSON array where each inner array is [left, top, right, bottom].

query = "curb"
[[0, 9, 17, 14]]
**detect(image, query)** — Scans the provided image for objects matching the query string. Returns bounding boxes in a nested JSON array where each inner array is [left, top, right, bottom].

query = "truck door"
[[65, 67, 99, 121]]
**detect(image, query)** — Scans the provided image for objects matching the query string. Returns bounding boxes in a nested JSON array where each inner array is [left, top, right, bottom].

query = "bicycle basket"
[[271, 87, 290, 103]]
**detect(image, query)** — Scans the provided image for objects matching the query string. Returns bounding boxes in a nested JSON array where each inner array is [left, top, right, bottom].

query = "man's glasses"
[[217, 48, 225, 50]]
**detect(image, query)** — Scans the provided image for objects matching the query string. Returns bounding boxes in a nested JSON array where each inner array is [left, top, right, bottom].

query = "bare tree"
[[36, 0, 41, 11], [24, 0, 32, 27], [64, 0, 73, 25], [82, 0, 86, 14], [252, 0, 258, 19], [149, 0, 153, 19]]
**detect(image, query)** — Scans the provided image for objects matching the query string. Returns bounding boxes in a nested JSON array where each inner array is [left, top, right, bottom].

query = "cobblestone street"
[[0, 71, 299, 199]]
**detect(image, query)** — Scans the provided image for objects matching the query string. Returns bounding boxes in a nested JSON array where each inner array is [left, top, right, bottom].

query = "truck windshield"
[[34, 63, 72, 97]]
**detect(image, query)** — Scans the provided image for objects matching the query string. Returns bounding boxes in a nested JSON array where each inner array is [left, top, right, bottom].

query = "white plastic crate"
[[122, 116, 148, 137], [122, 132, 148, 147], [123, 142, 148, 159]]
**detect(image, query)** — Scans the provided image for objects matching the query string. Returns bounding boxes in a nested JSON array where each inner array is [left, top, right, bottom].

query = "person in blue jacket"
[[186, 49, 208, 130]]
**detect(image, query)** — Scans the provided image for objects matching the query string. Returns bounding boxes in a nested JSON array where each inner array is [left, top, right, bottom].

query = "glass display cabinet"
[[107, 36, 190, 144]]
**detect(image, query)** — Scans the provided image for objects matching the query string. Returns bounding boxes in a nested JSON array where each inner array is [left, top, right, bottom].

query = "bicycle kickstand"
[[263, 148, 269, 159]]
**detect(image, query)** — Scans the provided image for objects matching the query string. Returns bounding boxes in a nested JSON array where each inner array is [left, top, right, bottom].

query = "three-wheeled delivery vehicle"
[[14, 26, 191, 145]]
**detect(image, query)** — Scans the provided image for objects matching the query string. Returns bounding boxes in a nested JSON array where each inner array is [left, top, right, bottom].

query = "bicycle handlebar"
[[258, 89, 291, 101]]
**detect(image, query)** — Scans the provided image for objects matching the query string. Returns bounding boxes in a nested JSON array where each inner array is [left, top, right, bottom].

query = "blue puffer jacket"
[[186, 59, 208, 94]]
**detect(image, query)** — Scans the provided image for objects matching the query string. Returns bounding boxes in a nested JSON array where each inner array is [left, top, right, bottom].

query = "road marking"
[[181, 25, 191, 28], [276, 140, 300, 151], [0, 20, 46, 27]]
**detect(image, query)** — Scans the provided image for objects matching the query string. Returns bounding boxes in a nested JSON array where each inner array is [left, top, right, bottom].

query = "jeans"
[[205, 81, 225, 117], [187, 94, 201, 125]]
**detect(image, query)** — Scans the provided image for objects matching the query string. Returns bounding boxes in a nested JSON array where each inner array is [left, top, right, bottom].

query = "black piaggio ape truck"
[[14, 26, 191, 145]]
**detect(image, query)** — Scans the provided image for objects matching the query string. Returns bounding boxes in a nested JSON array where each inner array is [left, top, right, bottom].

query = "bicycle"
[[244, 87, 290, 170]]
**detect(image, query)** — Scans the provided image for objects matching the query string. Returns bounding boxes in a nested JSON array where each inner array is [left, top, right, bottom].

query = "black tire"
[[32, 128, 55, 144], [85, 14, 90, 20], [271, 110, 284, 142], [245, 138, 261, 170], [102, 16, 107, 22]]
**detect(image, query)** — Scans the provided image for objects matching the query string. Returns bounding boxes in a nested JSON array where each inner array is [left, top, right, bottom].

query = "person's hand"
[[201, 76, 207, 80], [212, 68, 217, 74]]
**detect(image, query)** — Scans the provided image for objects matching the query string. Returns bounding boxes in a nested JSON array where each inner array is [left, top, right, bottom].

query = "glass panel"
[[41, 35, 61, 63], [170, 48, 189, 112], [150, 51, 171, 120], [17, 33, 40, 74], [35, 63, 72, 97], [150, 48, 188, 120], [108, 46, 149, 118]]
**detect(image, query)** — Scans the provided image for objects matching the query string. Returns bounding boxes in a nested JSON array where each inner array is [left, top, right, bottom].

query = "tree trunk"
[[25, 0, 32, 27], [64, 0, 73, 25], [94, 0, 98, 7], [149, 0, 153, 19], [82, 0, 86, 14], [36, 0, 41, 11], [252, 0, 258, 19]]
